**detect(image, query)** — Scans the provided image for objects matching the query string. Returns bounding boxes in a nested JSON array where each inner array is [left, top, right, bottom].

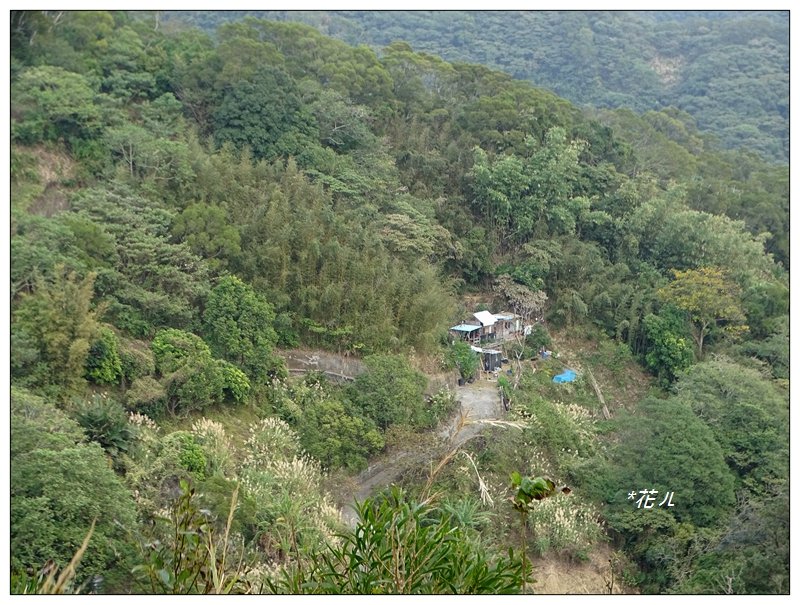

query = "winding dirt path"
[[339, 380, 504, 526]]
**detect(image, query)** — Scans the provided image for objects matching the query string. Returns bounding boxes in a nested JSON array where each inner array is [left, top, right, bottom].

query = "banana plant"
[[509, 472, 571, 592]]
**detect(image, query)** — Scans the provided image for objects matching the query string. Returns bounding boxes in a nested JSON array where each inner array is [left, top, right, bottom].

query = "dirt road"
[[339, 379, 503, 525]]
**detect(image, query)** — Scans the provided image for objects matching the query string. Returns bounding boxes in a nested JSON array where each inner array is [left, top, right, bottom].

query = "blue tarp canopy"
[[553, 369, 577, 383], [450, 324, 481, 332]]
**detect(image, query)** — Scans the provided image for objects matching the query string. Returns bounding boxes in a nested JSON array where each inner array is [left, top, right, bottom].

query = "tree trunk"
[[697, 321, 709, 359], [586, 368, 611, 420]]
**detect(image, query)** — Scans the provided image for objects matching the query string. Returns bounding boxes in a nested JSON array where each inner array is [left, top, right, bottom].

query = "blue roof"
[[450, 324, 481, 332]]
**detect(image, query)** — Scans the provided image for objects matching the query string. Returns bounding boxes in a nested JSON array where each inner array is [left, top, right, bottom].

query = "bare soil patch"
[[531, 542, 637, 594]]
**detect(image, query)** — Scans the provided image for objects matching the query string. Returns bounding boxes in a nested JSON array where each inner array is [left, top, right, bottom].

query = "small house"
[[493, 312, 522, 340], [473, 310, 497, 343], [449, 322, 482, 346], [452, 310, 532, 347]]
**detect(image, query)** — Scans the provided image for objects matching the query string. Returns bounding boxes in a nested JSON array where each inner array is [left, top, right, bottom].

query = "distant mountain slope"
[[163, 10, 788, 163]]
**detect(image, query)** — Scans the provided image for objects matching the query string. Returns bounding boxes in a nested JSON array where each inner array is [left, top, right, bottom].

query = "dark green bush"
[[75, 393, 136, 464], [84, 327, 123, 385]]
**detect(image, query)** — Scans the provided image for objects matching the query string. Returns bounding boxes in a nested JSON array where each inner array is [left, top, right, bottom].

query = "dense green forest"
[[164, 10, 790, 164], [9, 11, 788, 594]]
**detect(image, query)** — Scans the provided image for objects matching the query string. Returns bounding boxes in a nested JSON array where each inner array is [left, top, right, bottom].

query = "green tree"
[[11, 65, 103, 146], [152, 328, 212, 374], [299, 395, 384, 471], [11, 389, 138, 591], [166, 27, 221, 134], [152, 328, 224, 415], [307, 86, 377, 152], [658, 267, 747, 358], [58, 10, 115, 61], [171, 203, 241, 272], [12, 266, 103, 393], [642, 306, 694, 385], [348, 354, 428, 430], [627, 191, 775, 283], [469, 127, 590, 249], [214, 18, 285, 86], [739, 314, 789, 380], [675, 487, 789, 594], [270, 375, 384, 470], [212, 65, 317, 161], [104, 122, 194, 198], [98, 25, 159, 102], [84, 326, 123, 385], [611, 396, 736, 528], [673, 358, 788, 490], [202, 275, 281, 383]]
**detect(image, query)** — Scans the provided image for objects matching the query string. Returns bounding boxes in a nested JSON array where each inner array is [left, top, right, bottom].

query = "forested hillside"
[[164, 10, 790, 163], [9, 11, 789, 595]]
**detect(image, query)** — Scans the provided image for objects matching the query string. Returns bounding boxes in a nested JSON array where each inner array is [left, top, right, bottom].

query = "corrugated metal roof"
[[450, 324, 481, 332], [473, 311, 497, 326]]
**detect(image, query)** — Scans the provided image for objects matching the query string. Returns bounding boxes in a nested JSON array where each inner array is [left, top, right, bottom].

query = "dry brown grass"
[[531, 543, 638, 594]]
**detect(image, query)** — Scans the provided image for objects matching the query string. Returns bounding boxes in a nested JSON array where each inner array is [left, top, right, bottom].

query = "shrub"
[[239, 417, 341, 563], [125, 376, 167, 417], [264, 487, 524, 594], [242, 417, 302, 465], [75, 393, 136, 465], [424, 386, 458, 428], [444, 341, 480, 380], [510, 388, 596, 464], [132, 480, 249, 594], [118, 337, 156, 384], [84, 327, 123, 385], [125, 428, 202, 520], [526, 494, 604, 558], [525, 323, 552, 352], [175, 433, 208, 480], [218, 359, 251, 402], [191, 418, 235, 477], [348, 354, 428, 430]]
